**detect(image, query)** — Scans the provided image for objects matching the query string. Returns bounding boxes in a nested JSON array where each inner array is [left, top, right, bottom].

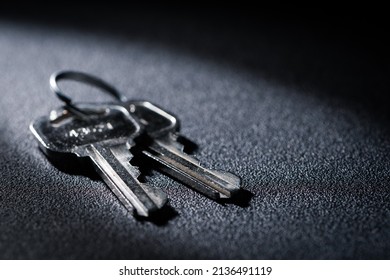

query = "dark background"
[[0, 8, 389, 259]]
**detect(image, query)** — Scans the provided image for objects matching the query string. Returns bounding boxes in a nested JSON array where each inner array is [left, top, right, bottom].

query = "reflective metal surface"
[[30, 103, 168, 217]]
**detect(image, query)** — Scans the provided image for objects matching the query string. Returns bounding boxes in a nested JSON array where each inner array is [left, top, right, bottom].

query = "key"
[[30, 103, 168, 217], [125, 101, 241, 199]]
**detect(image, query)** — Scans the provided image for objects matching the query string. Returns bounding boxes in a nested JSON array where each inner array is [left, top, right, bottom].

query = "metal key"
[[30, 104, 168, 217], [125, 101, 241, 199]]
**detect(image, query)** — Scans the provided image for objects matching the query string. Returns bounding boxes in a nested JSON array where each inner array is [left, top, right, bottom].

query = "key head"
[[124, 101, 179, 138], [30, 104, 141, 157]]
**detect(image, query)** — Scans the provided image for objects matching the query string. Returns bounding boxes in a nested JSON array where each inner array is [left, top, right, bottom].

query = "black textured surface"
[[0, 11, 389, 259]]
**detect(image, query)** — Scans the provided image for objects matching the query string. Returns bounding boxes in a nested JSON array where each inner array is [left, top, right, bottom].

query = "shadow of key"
[[43, 147, 179, 225], [176, 135, 198, 154], [222, 188, 254, 208], [43, 149, 101, 181], [135, 205, 179, 226]]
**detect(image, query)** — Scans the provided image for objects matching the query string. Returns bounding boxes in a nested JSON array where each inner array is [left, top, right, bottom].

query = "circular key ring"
[[50, 70, 128, 116]]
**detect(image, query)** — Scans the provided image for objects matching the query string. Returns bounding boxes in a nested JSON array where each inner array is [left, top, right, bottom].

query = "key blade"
[[123, 100, 242, 199], [31, 103, 169, 218], [110, 144, 168, 209], [144, 138, 241, 199], [86, 143, 168, 217]]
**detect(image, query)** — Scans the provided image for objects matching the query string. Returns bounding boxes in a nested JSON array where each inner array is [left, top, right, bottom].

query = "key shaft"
[[126, 101, 241, 199], [144, 137, 241, 199], [86, 142, 167, 217]]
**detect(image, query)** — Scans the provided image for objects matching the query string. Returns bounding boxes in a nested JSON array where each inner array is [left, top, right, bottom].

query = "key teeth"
[[120, 146, 168, 214], [125, 154, 143, 179], [131, 165, 141, 179], [125, 158, 168, 216]]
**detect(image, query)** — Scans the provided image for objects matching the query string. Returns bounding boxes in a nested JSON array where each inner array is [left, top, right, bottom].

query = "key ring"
[[50, 70, 128, 116]]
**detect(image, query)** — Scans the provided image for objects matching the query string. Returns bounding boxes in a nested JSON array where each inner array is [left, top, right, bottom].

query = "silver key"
[[126, 101, 241, 199], [30, 104, 167, 217]]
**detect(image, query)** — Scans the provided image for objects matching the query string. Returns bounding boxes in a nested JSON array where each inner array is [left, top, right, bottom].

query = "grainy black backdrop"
[[0, 8, 389, 259]]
